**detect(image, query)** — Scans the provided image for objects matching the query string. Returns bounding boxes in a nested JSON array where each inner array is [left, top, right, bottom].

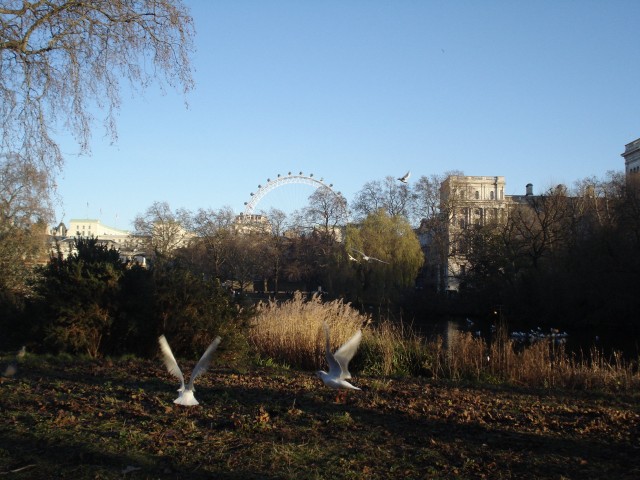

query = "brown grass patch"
[[246, 292, 640, 391]]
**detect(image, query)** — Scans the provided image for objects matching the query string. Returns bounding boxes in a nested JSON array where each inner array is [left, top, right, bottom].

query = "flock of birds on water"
[[464, 318, 569, 345]]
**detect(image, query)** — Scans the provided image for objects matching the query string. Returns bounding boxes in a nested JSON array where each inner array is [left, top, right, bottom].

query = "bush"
[[31, 239, 247, 359], [0, 289, 26, 351], [35, 238, 124, 357], [150, 258, 248, 359]]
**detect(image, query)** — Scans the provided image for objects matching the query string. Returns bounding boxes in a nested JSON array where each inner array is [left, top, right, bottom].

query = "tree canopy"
[[0, 152, 51, 294], [1, 0, 195, 171], [346, 209, 424, 306]]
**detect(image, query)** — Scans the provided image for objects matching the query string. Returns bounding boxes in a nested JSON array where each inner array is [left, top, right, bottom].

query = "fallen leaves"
[[0, 356, 639, 479]]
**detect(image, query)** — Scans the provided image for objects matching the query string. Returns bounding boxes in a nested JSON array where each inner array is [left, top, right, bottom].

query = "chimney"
[[525, 183, 533, 196]]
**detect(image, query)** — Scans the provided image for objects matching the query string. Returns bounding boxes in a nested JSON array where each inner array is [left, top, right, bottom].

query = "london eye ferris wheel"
[[242, 172, 344, 217]]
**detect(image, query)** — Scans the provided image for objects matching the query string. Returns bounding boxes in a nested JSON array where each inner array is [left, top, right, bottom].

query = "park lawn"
[[0, 355, 639, 479]]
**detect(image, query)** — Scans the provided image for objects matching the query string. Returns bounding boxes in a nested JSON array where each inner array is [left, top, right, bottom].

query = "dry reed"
[[437, 331, 640, 390], [248, 292, 366, 370], [247, 292, 640, 390], [247, 292, 431, 376]]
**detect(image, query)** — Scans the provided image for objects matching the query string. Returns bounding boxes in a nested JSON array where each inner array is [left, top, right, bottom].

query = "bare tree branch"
[[1, 0, 194, 172]]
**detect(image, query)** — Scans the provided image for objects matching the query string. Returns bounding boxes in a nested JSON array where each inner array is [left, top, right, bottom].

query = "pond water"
[[414, 318, 640, 361]]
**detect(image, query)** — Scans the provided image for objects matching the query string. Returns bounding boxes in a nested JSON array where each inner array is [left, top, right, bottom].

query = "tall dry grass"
[[247, 292, 640, 390], [247, 292, 431, 376], [434, 328, 640, 390], [248, 292, 365, 371]]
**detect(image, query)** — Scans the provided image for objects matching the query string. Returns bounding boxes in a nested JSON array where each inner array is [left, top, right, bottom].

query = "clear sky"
[[54, 0, 640, 230]]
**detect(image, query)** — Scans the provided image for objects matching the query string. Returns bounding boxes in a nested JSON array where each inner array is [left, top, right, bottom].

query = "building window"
[[472, 208, 483, 225], [490, 191, 494, 200], [475, 191, 480, 199]]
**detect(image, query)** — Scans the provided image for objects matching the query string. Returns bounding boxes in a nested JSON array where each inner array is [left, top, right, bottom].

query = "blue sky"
[[54, 1, 640, 230]]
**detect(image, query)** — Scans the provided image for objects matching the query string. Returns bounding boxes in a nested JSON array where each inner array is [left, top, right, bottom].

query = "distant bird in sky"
[[316, 322, 362, 397], [158, 335, 221, 406], [353, 249, 389, 264], [398, 171, 411, 183]]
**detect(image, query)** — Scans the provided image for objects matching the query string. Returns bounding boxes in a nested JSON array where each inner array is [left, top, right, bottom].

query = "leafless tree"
[[509, 186, 572, 269], [301, 187, 348, 241], [1, 152, 53, 227], [191, 206, 235, 277], [258, 208, 290, 292], [0, 152, 51, 292], [351, 176, 413, 223], [222, 233, 269, 293], [260, 207, 287, 237], [134, 201, 192, 257], [412, 170, 464, 223], [1, 0, 194, 171]]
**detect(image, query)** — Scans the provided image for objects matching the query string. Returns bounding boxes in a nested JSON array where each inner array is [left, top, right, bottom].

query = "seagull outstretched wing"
[[352, 249, 367, 259], [324, 323, 362, 380], [158, 335, 185, 392], [187, 336, 221, 390], [353, 249, 389, 264], [369, 256, 390, 264], [333, 329, 362, 380], [398, 171, 411, 183], [324, 323, 341, 377]]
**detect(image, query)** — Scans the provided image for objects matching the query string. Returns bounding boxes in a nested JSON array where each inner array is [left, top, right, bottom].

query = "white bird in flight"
[[348, 253, 359, 262], [2, 346, 26, 378], [158, 335, 221, 406], [353, 249, 389, 264], [316, 323, 362, 394], [398, 171, 411, 183]]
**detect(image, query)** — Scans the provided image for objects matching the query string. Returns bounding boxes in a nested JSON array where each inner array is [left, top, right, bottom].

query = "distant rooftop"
[[623, 138, 640, 155], [68, 218, 131, 236]]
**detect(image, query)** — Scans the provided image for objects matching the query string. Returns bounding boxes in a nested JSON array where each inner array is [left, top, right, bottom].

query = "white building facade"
[[439, 176, 511, 291], [622, 137, 640, 177], [437, 176, 535, 292], [51, 219, 146, 261]]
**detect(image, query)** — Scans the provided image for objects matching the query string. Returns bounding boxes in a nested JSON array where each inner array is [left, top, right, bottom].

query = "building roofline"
[[622, 138, 640, 157], [67, 218, 130, 235]]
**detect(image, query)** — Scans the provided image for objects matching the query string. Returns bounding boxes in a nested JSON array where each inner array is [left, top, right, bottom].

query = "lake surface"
[[415, 318, 640, 361]]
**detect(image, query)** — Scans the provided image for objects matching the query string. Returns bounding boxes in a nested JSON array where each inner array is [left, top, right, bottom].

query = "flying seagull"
[[158, 335, 221, 406], [2, 346, 26, 378], [398, 171, 411, 183], [316, 323, 362, 398], [348, 253, 359, 262], [353, 249, 389, 264]]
